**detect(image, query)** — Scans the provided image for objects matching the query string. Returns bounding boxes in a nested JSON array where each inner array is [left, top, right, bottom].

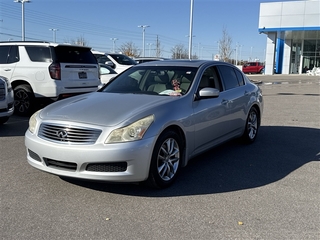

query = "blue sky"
[[0, 0, 295, 61]]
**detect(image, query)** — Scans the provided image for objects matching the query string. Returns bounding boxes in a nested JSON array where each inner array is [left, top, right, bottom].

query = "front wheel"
[[146, 130, 182, 188], [241, 107, 260, 143]]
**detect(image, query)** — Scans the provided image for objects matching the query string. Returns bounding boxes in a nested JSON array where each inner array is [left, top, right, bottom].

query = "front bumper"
[[25, 130, 155, 182]]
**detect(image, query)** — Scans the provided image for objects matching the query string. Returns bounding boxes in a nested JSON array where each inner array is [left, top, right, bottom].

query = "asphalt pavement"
[[248, 73, 320, 84], [0, 74, 319, 240]]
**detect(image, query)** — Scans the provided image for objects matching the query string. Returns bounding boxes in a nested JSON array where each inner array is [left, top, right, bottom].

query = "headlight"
[[28, 110, 41, 134], [105, 115, 154, 143]]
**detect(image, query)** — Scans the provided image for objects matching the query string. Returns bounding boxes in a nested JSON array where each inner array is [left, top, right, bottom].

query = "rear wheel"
[[146, 130, 182, 188], [242, 107, 260, 143], [14, 84, 34, 116]]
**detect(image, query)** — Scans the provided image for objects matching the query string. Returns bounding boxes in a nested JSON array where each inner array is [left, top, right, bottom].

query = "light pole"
[[235, 42, 239, 66], [14, 0, 30, 41], [110, 38, 118, 53], [250, 46, 253, 61], [185, 35, 195, 59], [49, 28, 58, 43], [138, 25, 150, 57], [239, 44, 243, 64], [147, 43, 153, 57], [188, 0, 194, 60]]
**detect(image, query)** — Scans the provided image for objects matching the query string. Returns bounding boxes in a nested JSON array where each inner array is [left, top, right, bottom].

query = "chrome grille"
[[38, 123, 102, 144]]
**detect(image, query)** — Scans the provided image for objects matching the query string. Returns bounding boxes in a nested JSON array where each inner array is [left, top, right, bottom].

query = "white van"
[[92, 51, 137, 73], [0, 41, 101, 116]]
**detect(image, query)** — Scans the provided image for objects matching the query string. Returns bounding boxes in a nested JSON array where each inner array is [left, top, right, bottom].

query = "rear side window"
[[0, 46, 19, 64], [234, 69, 245, 86], [217, 65, 240, 90], [95, 54, 111, 64], [0, 46, 10, 64], [25, 46, 52, 62], [108, 54, 137, 65], [54, 46, 97, 64]]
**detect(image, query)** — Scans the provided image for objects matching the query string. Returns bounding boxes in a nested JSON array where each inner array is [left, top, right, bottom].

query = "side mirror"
[[105, 61, 115, 69], [198, 87, 220, 98]]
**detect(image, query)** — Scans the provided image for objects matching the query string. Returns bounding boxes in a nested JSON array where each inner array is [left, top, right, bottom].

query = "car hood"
[[40, 92, 178, 127]]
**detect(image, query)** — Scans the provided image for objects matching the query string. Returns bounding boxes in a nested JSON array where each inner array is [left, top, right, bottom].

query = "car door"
[[0, 45, 19, 81], [192, 66, 230, 154], [216, 65, 249, 135]]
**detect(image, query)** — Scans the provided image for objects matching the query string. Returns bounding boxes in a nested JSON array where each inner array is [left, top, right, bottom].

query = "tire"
[[14, 84, 34, 116], [0, 116, 9, 125], [146, 130, 182, 189], [241, 107, 260, 143]]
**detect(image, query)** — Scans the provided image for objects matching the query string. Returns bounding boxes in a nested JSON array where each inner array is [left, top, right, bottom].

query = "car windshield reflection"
[[101, 66, 197, 96]]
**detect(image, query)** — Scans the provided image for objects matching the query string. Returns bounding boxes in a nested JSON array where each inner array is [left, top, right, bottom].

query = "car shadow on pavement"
[[63, 125, 320, 197], [0, 115, 29, 137]]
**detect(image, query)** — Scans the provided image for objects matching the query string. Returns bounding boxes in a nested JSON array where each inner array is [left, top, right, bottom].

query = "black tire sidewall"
[[0, 117, 9, 125], [147, 130, 182, 189], [14, 85, 34, 116], [243, 107, 259, 143]]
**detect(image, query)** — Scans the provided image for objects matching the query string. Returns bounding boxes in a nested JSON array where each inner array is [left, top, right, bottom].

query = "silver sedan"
[[25, 60, 263, 188]]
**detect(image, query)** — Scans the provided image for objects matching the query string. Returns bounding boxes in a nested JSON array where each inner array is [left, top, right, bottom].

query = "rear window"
[[25, 46, 52, 62], [54, 46, 97, 64], [108, 54, 137, 65]]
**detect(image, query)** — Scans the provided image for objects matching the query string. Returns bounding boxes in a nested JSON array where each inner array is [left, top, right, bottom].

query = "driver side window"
[[198, 66, 222, 91]]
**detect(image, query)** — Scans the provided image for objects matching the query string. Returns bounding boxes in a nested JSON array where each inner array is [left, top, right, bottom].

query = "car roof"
[[91, 51, 127, 56], [0, 41, 90, 48], [133, 57, 170, 60], [134, 59, 228, 68]]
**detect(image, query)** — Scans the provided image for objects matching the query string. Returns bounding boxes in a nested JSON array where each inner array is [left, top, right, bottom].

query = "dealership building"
[[259, 0, 320, 74]]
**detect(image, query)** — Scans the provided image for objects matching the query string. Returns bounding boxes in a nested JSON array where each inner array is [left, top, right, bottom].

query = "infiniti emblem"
[[56, 130, 68, 141]]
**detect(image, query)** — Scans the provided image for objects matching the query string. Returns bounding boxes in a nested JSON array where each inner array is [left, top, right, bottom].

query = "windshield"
[[108, 54, 137, 65], [100, 66, 197, 96]]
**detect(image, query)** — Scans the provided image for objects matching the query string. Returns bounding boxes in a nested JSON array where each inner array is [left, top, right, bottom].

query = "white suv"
[[0, 41, 101, 116], [92, 51, 137, 73], [0, 76, 14, 124]]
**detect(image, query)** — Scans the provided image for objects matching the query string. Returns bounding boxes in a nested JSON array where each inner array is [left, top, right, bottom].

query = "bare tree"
[[218, 26, 233, 62], [70, 35, 89, 46], [118, 42, 140, 57], [171, 43, 189, 59]]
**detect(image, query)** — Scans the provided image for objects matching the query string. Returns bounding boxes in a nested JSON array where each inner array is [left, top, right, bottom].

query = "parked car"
[[133, 57, 170, 64], [0, 41, 101, 116], [99, 64, 118, 84], [0, 76, 14, 124], [25, 60, 263, 189], [242, 62, 265, 74], [92, 51, 137, 73]]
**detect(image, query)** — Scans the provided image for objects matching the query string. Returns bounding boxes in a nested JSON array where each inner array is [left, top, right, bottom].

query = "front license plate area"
[[78, 72, 87, 79]]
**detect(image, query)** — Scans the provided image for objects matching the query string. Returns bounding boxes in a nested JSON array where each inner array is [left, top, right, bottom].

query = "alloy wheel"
[[156, 137, 180, 181]]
